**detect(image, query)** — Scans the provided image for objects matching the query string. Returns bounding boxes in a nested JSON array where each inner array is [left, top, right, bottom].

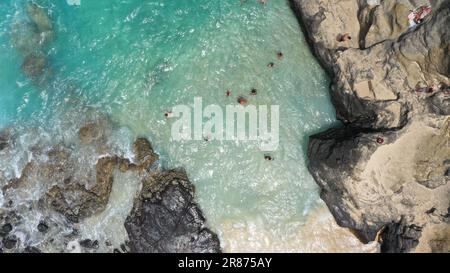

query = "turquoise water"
[[0, 0, 338, 251]]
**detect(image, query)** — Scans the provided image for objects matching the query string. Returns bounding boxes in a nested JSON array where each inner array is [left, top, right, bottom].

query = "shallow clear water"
[[0, 0, 344, 252]]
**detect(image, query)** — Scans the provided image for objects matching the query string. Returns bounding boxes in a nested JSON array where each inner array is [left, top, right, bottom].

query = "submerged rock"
[[26, 3, 53, 33], [21, 54, 47, 78], [78, 123, 104, 145], [292, 0, 450, 252], [78, 119, 112, 146], [11, 2, 54, 82], [10, 21, 41, 55], [125, 169, 221, 253], [25, 2, 54, 45]]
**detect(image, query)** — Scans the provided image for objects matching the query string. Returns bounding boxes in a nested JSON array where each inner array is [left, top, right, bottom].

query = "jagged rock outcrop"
[[124, 138, 220, 253], [291, 0, 450, 252], [124, 169, 221, 253], [428, 91, 450, 115], [379, 217, 423, 253], [133, 138, 160, 171]]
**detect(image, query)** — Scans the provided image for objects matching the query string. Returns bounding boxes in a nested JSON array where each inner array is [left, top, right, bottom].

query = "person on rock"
[[376, 137, 384, 145], [338, 33, 352, 42]]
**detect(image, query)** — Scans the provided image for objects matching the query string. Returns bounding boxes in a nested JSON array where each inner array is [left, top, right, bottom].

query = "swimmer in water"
[[226, 89, 232, 97], [277, 52, 284, 60], [250, 88, 257, 96], [164, 111, 174, 118], [264, 154, 274, 161], [237, 96, 248, 105], [268, 62, 275, 68]]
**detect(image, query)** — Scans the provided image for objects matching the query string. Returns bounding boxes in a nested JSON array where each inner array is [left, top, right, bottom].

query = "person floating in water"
[[250, 88, 257, 96], [237, 96, 248, 105], [338, 33, 352, 42], [268, 62, 275, 68], [277, 52, 284, 60], [264, 154, 274, 161], [226, 89, 232, 97]]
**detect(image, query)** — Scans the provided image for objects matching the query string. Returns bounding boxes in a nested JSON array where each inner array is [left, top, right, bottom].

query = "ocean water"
[[0, 0, 368, 252]]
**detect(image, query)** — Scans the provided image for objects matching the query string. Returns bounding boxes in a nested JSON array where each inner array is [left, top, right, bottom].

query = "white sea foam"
[[66, 0, 81, 6]]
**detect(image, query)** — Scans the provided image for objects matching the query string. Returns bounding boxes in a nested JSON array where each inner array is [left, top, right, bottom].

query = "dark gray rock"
[[2, 235, 18, 249], [0, 134, 8, 151], [37, 222, 49, 233], [125, 169, 221, 253], [79, 239, 99, 249], [308, 126, 395, 242], [24, 246, 41, 253], [380, 218, 422, 253], [0, 223, 13, 237], [428, 91, 450, 115]]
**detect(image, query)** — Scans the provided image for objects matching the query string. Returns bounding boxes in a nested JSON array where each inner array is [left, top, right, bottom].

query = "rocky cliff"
[[290, 0, 450, 252]]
